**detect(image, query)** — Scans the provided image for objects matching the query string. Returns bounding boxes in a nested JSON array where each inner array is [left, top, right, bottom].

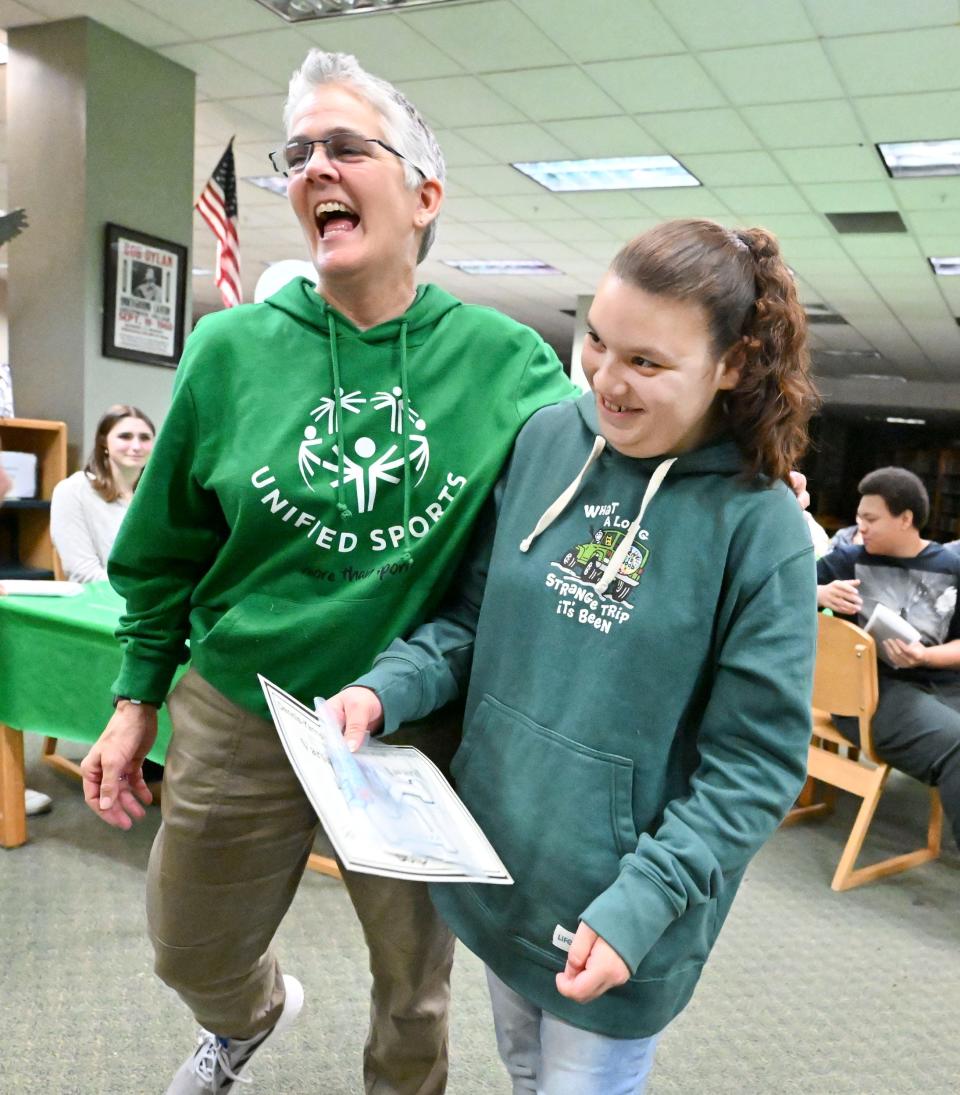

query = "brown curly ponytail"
[[610, 219, 820, 484]]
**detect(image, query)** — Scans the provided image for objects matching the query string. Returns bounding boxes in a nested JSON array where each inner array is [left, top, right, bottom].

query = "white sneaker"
[[165, 974, 304, 1093], [24, 788, 52, 816]]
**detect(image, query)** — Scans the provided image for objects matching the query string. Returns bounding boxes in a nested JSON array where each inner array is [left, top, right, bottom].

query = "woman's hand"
[[555, 922, 630, 1004], [326, 686, 384, 752], [80, 701, 158, 829], [882, 638, 928, 669]]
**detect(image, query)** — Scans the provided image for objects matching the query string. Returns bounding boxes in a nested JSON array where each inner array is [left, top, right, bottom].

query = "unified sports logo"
[[296, 386, 430, 514]]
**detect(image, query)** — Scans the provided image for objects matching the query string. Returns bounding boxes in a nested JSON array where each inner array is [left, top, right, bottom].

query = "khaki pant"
[[147, 669, 457, 1095]]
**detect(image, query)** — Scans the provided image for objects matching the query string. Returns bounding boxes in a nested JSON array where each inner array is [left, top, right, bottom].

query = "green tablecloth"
[[0, 581, 179, 762]]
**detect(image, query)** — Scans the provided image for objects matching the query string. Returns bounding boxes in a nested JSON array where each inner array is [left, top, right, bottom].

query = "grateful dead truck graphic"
[[561, 528, 649, 603]]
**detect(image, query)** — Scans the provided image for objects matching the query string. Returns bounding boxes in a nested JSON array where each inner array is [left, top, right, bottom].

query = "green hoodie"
[[109, 278, 576, 713], [355, 393, 817, 1039]]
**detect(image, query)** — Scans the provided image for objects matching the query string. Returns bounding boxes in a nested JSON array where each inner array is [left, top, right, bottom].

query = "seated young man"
[[817, 466, 960, 852]]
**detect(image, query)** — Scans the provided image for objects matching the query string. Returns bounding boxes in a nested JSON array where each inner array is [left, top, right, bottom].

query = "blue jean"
[[485, 968, 661, 1095]]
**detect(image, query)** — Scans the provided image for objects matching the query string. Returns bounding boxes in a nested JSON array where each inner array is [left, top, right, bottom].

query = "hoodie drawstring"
[[520, 435, 606, 553], [327, 311, 353, 520], [595, 456, 676, 597], [398, 321, 414, 565]]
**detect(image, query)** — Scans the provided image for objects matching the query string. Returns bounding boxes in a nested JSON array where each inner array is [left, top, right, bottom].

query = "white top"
[[50, 471, 129, 583]]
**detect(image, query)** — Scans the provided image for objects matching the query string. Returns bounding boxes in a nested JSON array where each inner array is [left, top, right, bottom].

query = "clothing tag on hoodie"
[[552, 924, 575, 952]]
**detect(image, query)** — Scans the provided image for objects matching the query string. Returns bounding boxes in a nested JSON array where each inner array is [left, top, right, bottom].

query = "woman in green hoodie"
[[333, 219, 820, 1094]]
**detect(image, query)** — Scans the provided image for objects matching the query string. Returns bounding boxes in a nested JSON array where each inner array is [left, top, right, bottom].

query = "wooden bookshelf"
[[0, 417, 68, 579]]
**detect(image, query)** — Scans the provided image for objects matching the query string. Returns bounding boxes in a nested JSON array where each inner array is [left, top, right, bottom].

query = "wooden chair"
[[40, 547, 85, 781], [784, 613, 943, 891]]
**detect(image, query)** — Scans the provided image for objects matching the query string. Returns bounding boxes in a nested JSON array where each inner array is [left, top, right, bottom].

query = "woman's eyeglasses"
[[269, 131, 426, 179]]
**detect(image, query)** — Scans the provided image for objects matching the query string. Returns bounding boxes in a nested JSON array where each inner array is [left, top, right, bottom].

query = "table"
[[0, 582, 340, 877], [0, 582, 176, 847]]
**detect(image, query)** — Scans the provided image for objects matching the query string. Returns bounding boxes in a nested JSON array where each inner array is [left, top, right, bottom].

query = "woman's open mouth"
[[315, 201, 360, 239]]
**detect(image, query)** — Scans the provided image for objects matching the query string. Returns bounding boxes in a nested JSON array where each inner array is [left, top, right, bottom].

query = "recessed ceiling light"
[[0, 44, 8, 65], [930, 256, 960, 275], [243, 176, 289, 196], [877, 139, 960, 178], [444, 260, 563, 276], [825, 211, 907, 234], [192, 268, 214, 276], [511, 156, 700, 193], [254, 0, 464, 21], [885, 416, 926, 425]]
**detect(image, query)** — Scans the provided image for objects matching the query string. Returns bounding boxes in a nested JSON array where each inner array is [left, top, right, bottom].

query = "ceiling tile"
[[537, 220, 619, 243], [639, 189, 734, 218], [855, 90, 960, 142], [803, 0, 959, 36], [907, 210, 960, 237], [492, 194, 585, 221], [394, 76, 524, 128], [400, 0, 565, 73], [24, 0, 185, 45], [801, 181, 898, 213], [517, 0, 685, 61], [700, 41, 843, 105], [297, 14, 463, 81], [480, 221, 557, 243], [481, 68, 621, 122], [130, 0, 279, 37], [159, 43, 275, 98], [741, 100, 864, 149], [0, 0, 52, 26], [713, 185, 811, 214], [840, 234, 924, 259], [194, 101, 277, 144], [584, 56, 726, 113], [774, 145, 885, 185], [558, 192, 651, 219], [211, 30, 314, 84], [441, 196, 514, 222], [459, 123, 575, 161], [218, 95, 286, 131], [893, 179, 960, 213], [444, 164, 544, 196], [433, 130, 496, 168], [638, 109, 760, 154], [658, 0, 816, 49], [746, 212, 827, 238], [681, 151, 788, 187], [827, 27, 960, 96], [540, 117, 664, 158]]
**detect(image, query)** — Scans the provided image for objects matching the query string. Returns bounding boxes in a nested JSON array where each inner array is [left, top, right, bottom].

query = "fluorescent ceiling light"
[[877, 140, 960, 178], [817, 349, 882, 359], [512, 156, 700, 193], [255, 0, 463, 21], [192, 268, 213, 276], [885, 417, 926, 425], [930, 256, 960, 275], [0, 44, 8, 64], [849, 373, 906, 382], [243, 176, 289, 197], [444, 260, 563, 276]]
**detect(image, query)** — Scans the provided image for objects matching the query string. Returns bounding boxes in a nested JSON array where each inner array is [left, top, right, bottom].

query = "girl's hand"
[[555, 922, 630, 1004], [326, 686, 384, 752]]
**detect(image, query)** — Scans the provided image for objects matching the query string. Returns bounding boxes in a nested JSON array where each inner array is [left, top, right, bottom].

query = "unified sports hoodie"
[[109, 277, 576, 713], [355, 393, 817, 1039]]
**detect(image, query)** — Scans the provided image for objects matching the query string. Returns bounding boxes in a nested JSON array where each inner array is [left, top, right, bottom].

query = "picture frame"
[[102, 223, 188, 367]]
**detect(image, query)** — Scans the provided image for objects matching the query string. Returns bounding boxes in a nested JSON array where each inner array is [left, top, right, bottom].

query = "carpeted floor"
[[2, 735, 958, 1094]]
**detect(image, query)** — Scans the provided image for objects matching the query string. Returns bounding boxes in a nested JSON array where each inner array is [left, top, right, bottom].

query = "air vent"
[[806, 313, 848, 325], [825, 211, 907, 234], [560, 308, 576, 317]]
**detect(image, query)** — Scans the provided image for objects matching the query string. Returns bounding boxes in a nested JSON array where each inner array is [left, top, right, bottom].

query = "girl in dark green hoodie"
[[335, 219, 819, 1094]]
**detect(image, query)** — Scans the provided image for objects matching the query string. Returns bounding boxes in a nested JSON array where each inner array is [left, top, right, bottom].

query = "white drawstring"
[[520, 435, 606, 553], [595, 457, 677, 596]]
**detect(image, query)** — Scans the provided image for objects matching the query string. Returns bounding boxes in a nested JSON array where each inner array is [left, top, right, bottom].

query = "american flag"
[[195, 139, 241, 308]]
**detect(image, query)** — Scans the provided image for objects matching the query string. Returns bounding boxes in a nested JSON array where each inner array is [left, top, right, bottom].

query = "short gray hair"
[[284, 50, 445, 263]]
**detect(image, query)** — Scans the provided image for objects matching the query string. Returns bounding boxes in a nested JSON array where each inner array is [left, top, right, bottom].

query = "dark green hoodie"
[[356, 394, 817, 1039], [109, 278, 575, 713]]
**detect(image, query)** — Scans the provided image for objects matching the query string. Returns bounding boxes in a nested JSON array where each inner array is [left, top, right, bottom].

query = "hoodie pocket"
[[453, 694, 638, 965]]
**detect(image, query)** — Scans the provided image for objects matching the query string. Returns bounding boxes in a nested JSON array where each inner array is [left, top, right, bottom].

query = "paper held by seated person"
[[259, 675, 512, 885], [864, 602, 923, 665], [0, 580, 84, 596]]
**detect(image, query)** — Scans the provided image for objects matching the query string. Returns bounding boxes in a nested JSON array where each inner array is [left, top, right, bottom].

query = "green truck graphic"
[[561, 529, 649, 602]]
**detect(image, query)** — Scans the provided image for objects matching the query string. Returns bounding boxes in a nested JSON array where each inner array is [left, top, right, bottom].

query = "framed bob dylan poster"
[[103, 223, 187, 367]]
